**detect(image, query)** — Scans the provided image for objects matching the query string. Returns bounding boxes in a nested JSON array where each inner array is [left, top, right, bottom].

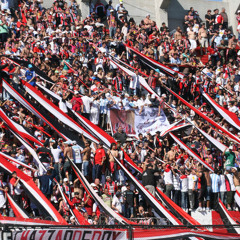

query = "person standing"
[[9, 171, 22, 205], [198, 24, 208, 48], [37, 170, 55, 200], [25, 64, 36, 86], [129, 69, 141, 97], [187, 168, 198, 211], [81, 90, 93, 120], [63, 141, 74, 183], [180, 170, 188, 211], [225, 169, 236, 210], [112, 191, 122, 213], [108, 9, 117, 38], [142, 162, 157, 196], [123, 182, 136, 218], [71, 91, 83, 113], [223, 146, 236, 171], [72, 140, 82, 172], [93, 142, 106, 180], [81, 135, 91, 179], [220, 8, 228, 29], [210, 168, 220, 210], [99, 94, 109, 130], [163, 164, 173, 199]]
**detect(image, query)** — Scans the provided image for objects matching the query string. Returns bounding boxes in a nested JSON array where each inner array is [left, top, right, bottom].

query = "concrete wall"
[[76, 0, 157, 23], [159, 0, 239, 34], [43, 0, 239, 34]]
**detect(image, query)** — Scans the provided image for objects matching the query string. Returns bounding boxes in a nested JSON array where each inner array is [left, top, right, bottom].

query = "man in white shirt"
[[180, 170, 188, 211], [164, 164, 173, 199], [129, 69, 141, 97], [112, 191, 122, 213], [81, 90, 93, 120], [187, 168, 198, 211]]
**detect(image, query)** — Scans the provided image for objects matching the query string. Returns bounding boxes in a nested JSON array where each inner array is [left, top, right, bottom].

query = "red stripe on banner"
[[165, 86, 240, 144], [219, 199, 240, 228], [2, 79, 67, 140], [169, 132, 214, 172], [160, 120, 190, 137], [6, 193, 28, 218], [204, 93, 240, 131], [235, 190, 240, 209], [26, 121, 51, 137], [63, 192, 90, 225], [22, 80, 98, 143], [123, 43, 185, 78], [156, 188, 206, 228], [0, 156, 66, 223], [70, 159, 129, 225], [0, 108, 43, 147], [0, 152, 35, 171]]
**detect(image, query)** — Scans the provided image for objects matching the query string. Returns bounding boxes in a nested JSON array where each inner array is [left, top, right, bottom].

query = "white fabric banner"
[[110, 107, 169, 137]]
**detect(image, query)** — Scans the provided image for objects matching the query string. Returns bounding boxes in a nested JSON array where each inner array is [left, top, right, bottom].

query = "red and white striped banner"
[[203, 93, 240, 131], [169, 132, 214, 172]]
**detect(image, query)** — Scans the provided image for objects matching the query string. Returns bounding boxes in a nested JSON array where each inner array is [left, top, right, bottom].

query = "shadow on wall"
[[166, 0, 186, 31]]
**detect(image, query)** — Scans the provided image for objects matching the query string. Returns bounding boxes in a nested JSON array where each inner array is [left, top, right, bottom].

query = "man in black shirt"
[[123, 182, 136, 218], [142, 162, 157, 196], [113, 127, 127, 145]]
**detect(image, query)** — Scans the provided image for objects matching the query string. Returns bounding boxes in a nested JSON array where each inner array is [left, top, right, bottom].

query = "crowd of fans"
[[0, 0, 239, 225]]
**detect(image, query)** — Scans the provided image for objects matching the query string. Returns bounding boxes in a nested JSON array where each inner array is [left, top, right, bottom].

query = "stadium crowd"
[[0, 0, 239, 225]]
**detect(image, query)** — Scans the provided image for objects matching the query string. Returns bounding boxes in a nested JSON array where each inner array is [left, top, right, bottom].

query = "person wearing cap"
[[71, 90, 83, 113], [93, 142, 106, 180], [63, 178, 71, 199], [107, 8, 117, 38], [25, 64, 36, 86], [223, 146, 236, 170], [116, 0, 128, 21]]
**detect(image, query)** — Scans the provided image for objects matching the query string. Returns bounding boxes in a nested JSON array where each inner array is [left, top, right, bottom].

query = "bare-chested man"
[[107, 143, 119, 174], [63, 141, 73, 160], [81, 134, 91, 178], [165, 145, 176, 162], [232, 167, 240, 192]]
